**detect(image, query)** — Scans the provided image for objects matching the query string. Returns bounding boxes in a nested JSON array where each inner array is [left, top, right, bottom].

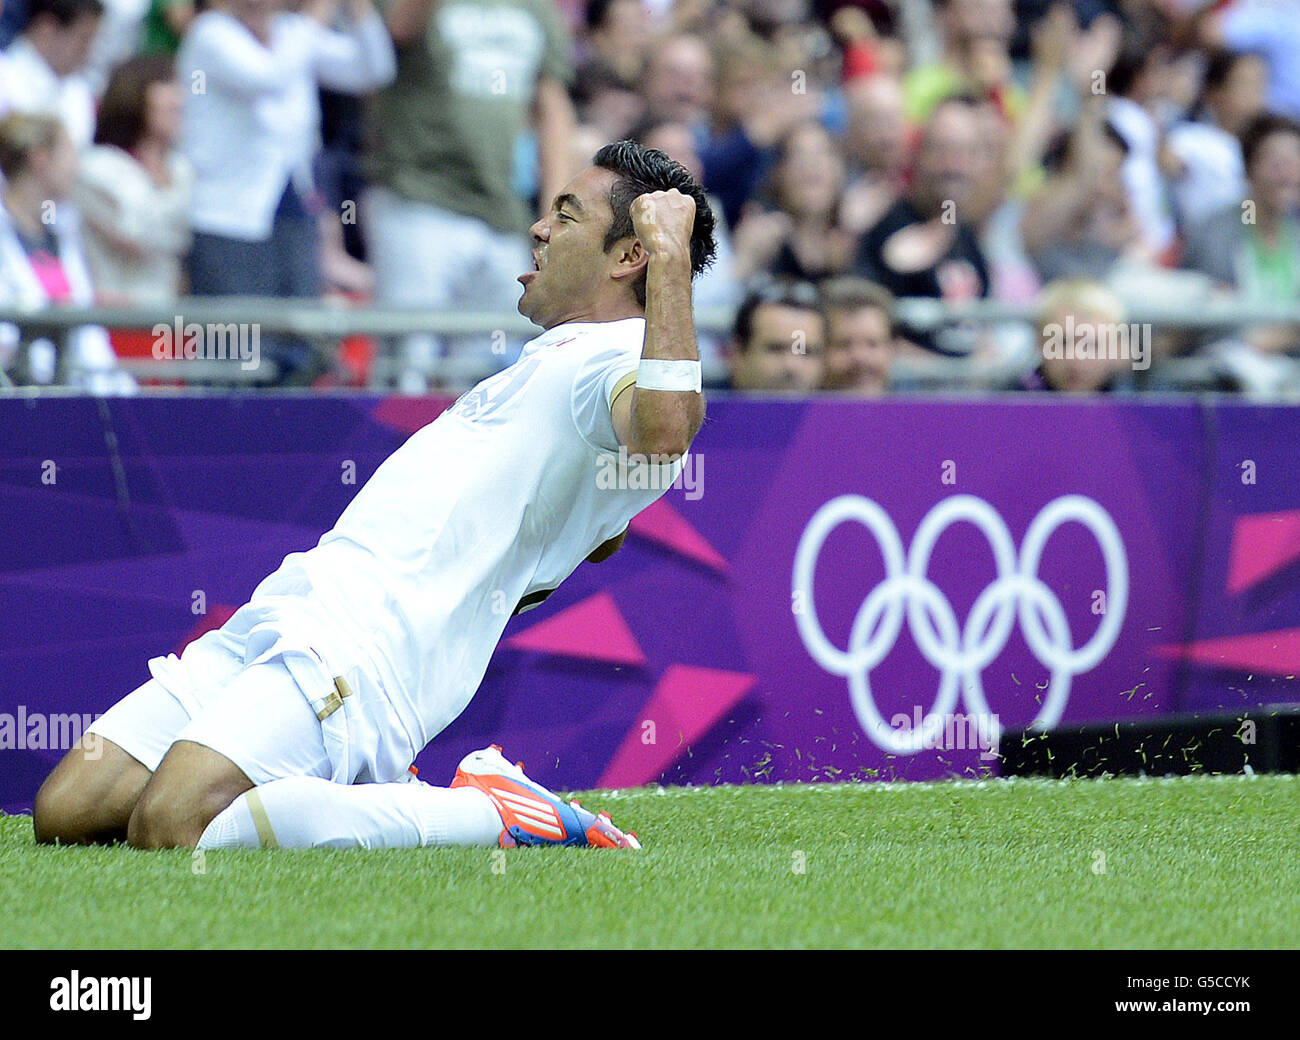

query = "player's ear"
[[608, 236, 649, 287]]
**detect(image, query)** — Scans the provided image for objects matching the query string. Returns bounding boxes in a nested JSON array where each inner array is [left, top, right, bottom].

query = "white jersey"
[[158, 317, 681, 781]]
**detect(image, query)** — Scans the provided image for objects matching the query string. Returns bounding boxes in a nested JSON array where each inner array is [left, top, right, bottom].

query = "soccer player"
[[32, 141, 717, 852]]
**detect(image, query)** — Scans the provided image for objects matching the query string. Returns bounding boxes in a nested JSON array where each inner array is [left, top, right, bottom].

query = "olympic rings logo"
[[792, 494, 1128, 754]]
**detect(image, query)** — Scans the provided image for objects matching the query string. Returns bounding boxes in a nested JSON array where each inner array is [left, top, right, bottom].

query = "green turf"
[[1, 774, 1296, 949]]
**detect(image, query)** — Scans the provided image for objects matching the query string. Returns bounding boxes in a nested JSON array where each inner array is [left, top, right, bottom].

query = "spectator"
[[580, 0, 649, 89], [569, 0, 650, 142], [839, 72, 910, 238], [572, 56, 644, 143], [1181, 113, 1300, 302], [1180, 111, 1300, 385], [1103, 9, 1177, 261], [903, 0, 1022, 124], [365, 0, 576, 390], [819, 274, 897, 394], [1020, 277, 1134, 392], [854, 94, 990, 351], [1199, 0, 1300, 122], [1006, 0, 1118, 63], [697, 30, 819, 231], [741, 0, 841, 99], [1165, 49, 1268, 232], [0, 112, 133, 392], [998, 2, 1077, 207], [639, 30, 713, 129], [178, 0, 395, 384], [1021, 98, 1139, 285], [722, 277, 826, 392], [731, 119, 854, 284], [821, 0, 906, 82], [74, 54, 190, 304], [0, 0, 103, 148]]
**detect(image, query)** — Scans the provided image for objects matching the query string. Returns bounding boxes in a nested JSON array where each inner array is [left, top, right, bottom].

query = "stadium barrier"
[[3, 393, 1298, 811], [3, 295, 1300, 391]]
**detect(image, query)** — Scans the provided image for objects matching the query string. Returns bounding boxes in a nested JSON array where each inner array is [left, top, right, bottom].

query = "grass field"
[[1, 773, 1296, 949]]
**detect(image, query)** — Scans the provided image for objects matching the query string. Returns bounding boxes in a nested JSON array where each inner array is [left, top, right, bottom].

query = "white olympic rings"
[[791, 494, 1128, 753]]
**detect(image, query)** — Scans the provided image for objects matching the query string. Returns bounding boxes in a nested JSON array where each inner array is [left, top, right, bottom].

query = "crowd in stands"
[[0, 0, 1298, 395]]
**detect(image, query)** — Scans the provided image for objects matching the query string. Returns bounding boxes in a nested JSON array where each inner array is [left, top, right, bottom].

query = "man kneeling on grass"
[[33, 141, 717, 852]]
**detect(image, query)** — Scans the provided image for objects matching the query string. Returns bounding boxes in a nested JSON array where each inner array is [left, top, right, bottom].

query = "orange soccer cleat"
[[450, 745, 641, 849]]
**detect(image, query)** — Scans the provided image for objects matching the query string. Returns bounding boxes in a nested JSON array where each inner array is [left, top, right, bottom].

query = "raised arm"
[[610, 190, 704, 461], [311, 0, 397, 93]]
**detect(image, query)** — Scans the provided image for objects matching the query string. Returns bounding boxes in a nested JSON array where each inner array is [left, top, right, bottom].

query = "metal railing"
[[3, 295, 1299, 393]]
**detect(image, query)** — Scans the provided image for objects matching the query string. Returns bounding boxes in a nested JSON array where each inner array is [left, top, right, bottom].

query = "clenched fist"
[[630, 189, 696, 268]]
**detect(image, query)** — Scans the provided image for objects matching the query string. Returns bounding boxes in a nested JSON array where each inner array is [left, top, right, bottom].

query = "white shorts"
[[86, 599, 415, 786], [87, 645, 331, 786]]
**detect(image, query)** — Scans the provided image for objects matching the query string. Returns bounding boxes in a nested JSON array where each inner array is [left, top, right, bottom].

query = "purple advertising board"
[[1, 394, 1298, 813]]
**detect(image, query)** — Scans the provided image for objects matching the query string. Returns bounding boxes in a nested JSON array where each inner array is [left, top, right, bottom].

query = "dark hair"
[[1203, 48, 1256, 94], [1105, 9, 1172, 100], [1239, 112, 1300, 172], [592, 139, 718, 307], [1193, 49, 1261, 119], [28, 0, 104, 26], [1042, 119, 1129, 173], [585, 0, 632, 32], [94, 55, 175, 152], [732, 276, 823, 350]]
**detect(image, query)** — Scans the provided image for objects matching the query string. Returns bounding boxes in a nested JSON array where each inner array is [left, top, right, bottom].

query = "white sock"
[[197, 777, 503, 850]]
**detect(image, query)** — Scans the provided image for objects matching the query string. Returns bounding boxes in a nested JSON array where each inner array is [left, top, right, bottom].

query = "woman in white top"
[[176, 0, 395, 382], [76, 54, 192, 305], [0, 112, 134, 393], [177, 0, 395, 383]]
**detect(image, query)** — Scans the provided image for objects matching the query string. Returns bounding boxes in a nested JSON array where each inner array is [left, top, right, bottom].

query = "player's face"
[[519, 166, 625, 329]]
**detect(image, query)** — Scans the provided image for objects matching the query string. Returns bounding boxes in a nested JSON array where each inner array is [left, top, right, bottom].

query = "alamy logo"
[[0, 707, 103, 757], [595, 447, 702, 500], [792, 494, 1128, 753], [50, 972, 151, 1020], [152, 317, 260, 371], [1042, 317, 1151, 371]]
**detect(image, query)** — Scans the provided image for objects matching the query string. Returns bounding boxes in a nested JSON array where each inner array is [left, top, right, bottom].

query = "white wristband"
[[636, 358, 702, 393]]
